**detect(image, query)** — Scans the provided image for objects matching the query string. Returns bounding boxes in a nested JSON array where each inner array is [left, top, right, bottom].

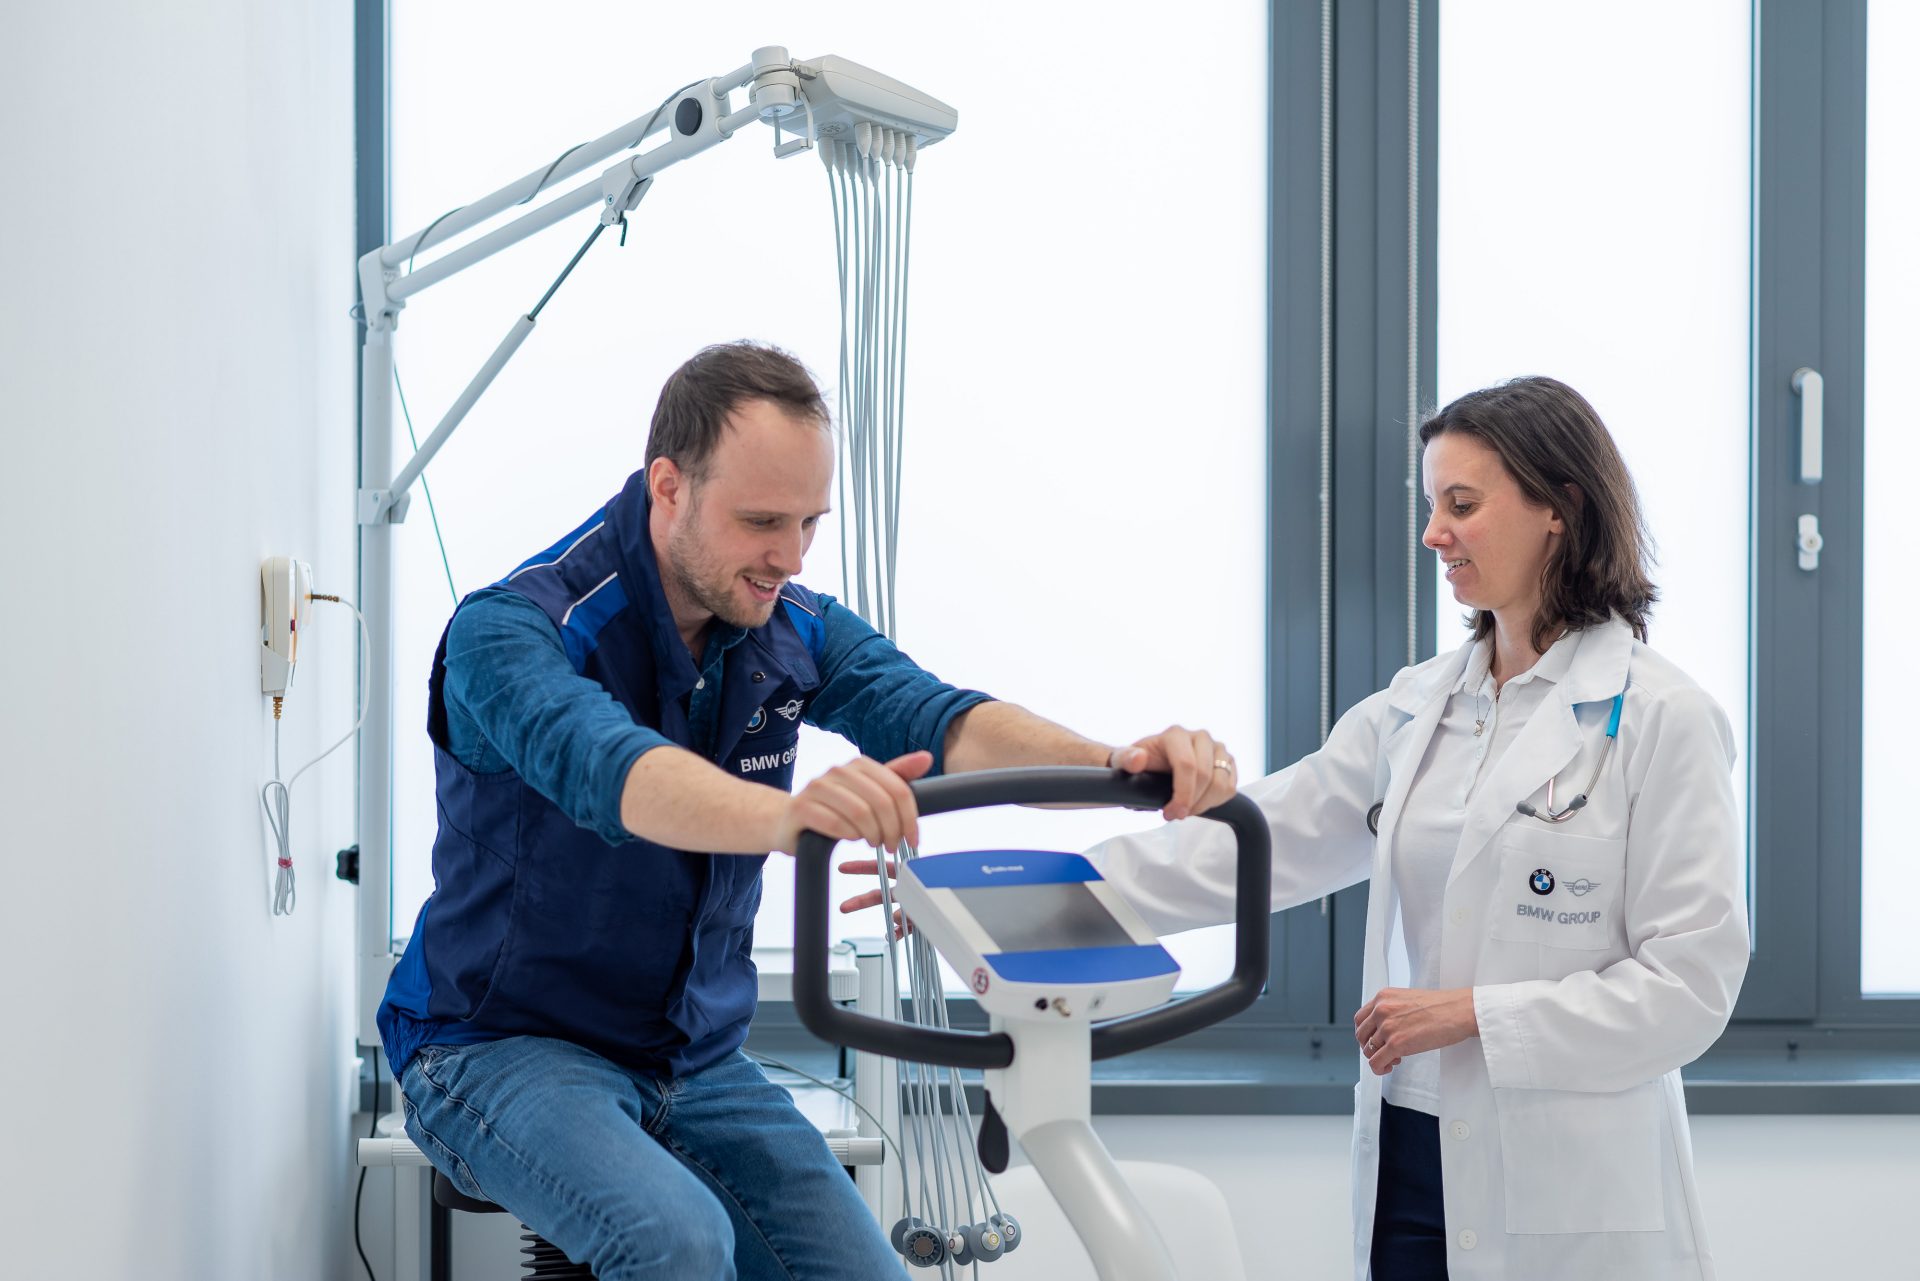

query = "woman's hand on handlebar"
[[1109, 726, 1239, 821]]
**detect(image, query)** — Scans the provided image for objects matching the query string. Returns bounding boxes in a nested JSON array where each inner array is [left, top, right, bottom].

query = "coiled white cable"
[[261, 594, 370, 916]]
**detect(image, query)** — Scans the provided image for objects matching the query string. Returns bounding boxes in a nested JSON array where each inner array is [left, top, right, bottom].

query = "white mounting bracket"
[[742, 50, 817, 159], [599, 172, 655, 226], [358, 488, 412, 525], [772, 90, 817, 158], [358, 246, 404, 334]]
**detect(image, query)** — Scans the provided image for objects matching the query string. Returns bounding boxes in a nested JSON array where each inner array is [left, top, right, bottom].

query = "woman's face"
[[1421, 431, 1564, 624]]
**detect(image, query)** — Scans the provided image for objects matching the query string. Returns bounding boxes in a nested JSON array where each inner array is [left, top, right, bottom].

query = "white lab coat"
[[1091, 617, 1748, 1280]]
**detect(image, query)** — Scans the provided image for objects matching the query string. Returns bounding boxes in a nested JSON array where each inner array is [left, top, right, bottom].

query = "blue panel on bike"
[[986, 944, 1179, 984], [907, 849, 1097, 889]]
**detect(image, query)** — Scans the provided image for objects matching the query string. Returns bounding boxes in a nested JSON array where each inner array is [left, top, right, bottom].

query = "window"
[[1435, 0, 1753, 897], [383, 3, 1269, 990], [364, 0, 1920, 1068], [1860, 0, 1919, 997]]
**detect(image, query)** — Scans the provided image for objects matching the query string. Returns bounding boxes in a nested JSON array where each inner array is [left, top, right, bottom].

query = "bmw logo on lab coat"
[[1530, 868, 1556, 896]]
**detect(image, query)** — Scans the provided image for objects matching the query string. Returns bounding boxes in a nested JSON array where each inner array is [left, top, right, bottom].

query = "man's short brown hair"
[[645, 342, 830, 482]]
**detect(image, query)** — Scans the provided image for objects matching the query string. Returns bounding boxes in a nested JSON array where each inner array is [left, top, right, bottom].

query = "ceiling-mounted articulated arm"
[[357, 173, 654, 528], [360, 44, 955, 327], [371, 50, 760, 280], [359, 61, 748, 333], [355, 60, 748, 527], [355, 43, 956, 527]]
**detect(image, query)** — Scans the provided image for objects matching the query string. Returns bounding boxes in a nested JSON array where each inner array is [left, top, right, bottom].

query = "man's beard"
[[665, 520, 776, 631]]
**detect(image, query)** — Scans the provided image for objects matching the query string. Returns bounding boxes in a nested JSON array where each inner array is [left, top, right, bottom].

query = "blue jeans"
[[400, 1036, 900, 1281]]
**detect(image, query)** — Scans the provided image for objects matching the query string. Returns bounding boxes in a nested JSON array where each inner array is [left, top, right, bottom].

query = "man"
[[378, 341, 1237, 1280]]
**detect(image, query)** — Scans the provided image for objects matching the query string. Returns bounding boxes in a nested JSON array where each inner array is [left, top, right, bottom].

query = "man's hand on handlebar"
[[775, 749, 932, 858], [824, 726, 1240, 934], [777, 749, 929, 928]]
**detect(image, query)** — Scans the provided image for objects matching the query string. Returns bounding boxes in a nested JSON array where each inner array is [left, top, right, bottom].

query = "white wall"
[[0, 2, 359, 1277]]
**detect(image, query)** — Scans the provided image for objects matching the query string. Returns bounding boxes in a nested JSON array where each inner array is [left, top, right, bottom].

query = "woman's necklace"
[[1474, 663, 1503, 738], [1477, 628, 1551, 737]]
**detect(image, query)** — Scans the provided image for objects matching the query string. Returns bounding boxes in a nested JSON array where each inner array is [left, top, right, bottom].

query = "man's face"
[[655, 397, 834, 631]]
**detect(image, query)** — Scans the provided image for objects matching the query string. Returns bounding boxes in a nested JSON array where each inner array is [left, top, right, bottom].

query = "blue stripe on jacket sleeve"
[[803, 598, 993, 775], [559, 576, 629, 669], [780, 593, 827, 664], [443, 589, 672, 843]]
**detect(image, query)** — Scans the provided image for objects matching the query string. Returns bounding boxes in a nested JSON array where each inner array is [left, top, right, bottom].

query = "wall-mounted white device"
[[261, 556, 313, 697]]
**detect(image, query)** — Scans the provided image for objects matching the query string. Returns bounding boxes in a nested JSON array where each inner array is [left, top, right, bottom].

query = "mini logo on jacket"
[[775, 698, 805, 721], [1566, 877, 1601, 896], [745, 707, 768, 734], [1529, 868, 1556, 896]]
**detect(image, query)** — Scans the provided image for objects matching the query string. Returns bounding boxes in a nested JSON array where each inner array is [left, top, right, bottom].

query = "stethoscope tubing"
[[1364, 690, 1627, 836]]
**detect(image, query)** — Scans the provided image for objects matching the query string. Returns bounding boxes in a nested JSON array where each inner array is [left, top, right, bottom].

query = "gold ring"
[[1212, 759, 1232, 771]]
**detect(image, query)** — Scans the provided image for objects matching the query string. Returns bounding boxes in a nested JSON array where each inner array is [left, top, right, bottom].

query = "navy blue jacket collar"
[[605, 471, 734, 698], [604, 470, 793, 705]]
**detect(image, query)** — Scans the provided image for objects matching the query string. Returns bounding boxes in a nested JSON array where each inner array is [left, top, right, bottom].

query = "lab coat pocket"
[[1493, 1081, 1666, 1234], [1486, 825, 1626, 956]]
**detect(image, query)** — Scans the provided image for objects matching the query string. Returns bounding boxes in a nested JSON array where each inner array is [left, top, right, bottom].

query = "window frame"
[[356, 0, 1920, 1102], [1765, 0, 1920, 1027]]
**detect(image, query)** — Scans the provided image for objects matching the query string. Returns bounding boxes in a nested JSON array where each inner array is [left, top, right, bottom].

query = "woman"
[[1092, 377, 1747, 1280]]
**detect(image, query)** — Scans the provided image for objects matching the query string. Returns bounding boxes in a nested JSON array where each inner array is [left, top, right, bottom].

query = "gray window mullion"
[[1326, 0, 1436, 1022], [1268, 0, 1340, 1025], [1803, 0, 1913, 1023], [1744, 0, 1863, 1022]]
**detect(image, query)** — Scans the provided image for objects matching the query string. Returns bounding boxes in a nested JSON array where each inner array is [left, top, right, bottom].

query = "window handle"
[[1791, 367, 1823, 484], [1797, 513, 1823, 572]]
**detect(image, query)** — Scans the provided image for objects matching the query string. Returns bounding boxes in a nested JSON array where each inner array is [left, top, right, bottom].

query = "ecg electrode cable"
[[261, 594, 370, 916]]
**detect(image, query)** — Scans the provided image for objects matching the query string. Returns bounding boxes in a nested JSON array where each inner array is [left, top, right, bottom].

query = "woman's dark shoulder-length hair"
[[1419, 376, 1657, 651]]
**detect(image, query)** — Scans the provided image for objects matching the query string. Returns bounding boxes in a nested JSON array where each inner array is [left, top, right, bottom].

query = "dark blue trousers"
[[1369, 1100, 1449, 1280]]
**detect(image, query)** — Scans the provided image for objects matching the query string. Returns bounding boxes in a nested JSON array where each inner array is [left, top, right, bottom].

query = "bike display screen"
[[951, 882, 1138, 954]]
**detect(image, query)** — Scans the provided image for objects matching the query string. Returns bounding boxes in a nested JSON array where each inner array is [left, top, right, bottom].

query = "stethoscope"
[[1365, 691, 1627, 835]]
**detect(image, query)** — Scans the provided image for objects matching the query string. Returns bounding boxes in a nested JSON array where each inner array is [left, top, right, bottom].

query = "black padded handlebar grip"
[[792, 768, 1270, 1068]]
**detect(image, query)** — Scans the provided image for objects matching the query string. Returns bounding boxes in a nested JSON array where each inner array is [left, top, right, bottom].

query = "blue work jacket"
[[378, 470, 985, 1079]]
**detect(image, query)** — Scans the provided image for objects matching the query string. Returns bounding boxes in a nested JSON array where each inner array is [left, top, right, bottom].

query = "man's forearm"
[[618, 745, 787, 853], [940, 701, 1115, 774]]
